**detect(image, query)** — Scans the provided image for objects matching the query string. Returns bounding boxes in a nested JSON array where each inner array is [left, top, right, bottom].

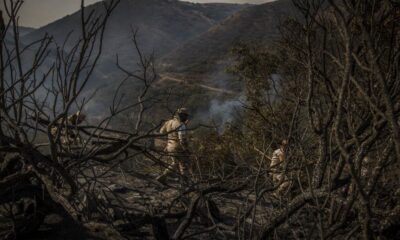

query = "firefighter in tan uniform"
[[156, 108, 190, 183], [270, 140, 290, 194], [51, 111, 86, 145]]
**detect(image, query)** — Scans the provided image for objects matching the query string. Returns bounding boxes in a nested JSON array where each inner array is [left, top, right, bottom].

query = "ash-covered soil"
[[23, 168, 278, 239]]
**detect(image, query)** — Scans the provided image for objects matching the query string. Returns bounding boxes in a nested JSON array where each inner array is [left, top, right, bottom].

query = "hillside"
[[18, 26, 36, 36], [161, 0, 296, 76], [17, 0, 298, 119], [4, 26, 35, 43], [23, 0, 248, 77]]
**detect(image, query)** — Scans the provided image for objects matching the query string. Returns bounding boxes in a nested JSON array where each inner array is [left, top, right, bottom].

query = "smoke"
[[195, 93, 245, 133], [189, 57, 246, 131], [209, 97, 243, 123]]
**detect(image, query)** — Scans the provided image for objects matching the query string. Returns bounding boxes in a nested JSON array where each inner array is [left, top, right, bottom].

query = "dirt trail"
[[159, 74, 238, 95]]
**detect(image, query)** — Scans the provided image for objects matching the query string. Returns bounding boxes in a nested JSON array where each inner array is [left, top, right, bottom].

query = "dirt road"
[[159, 74, 238, 95]]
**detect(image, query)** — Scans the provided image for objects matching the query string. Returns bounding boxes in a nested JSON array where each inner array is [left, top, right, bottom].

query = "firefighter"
[[51, 111, 86, 145], [270, 139, 290, 194], [156, 108, 190, 184]]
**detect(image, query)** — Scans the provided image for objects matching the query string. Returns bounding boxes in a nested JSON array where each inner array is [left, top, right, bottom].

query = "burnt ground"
[[21, 169, 279, 240], [25, 214, 96, 240]]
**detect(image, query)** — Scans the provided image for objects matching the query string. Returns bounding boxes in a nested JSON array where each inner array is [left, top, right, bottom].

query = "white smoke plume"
[[209, 98, 242, 124]]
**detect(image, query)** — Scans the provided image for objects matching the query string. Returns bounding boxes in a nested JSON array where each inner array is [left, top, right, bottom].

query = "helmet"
[[176, 108, 190, 122], [176, 108, 189, 115]]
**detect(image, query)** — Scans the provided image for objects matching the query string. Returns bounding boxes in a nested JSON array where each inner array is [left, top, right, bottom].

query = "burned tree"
[[0, 0, 155, 238], [1, 0, 399, 239], [220, 0, 400, 239], [0, 0, 239, 238]]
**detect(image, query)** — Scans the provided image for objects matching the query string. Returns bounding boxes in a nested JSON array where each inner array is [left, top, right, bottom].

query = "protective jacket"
[[270, 148, 289, 193], [160, 117, 187, 152]]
